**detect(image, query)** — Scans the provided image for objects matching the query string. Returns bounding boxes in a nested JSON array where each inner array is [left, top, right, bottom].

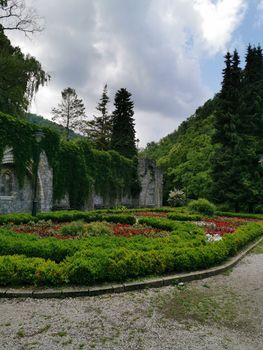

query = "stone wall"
[[138, 158, 163, 208], [0, 148, 163, 214], [0, 148, 53, 214]]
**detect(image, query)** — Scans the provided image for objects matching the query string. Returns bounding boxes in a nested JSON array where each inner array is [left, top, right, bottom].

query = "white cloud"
[[258, 0, 263, 10], [193, 0, 247, 53]]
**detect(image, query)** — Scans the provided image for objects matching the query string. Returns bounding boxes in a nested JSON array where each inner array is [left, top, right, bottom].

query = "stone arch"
[[0, 169, 14, 196]]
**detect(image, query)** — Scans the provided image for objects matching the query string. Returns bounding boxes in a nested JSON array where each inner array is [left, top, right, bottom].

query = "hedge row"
[[216, 211, 263, 220], [0, 208, 198, 225], [167, 213, 202, 221], [0, 220, 204, 263], [0, 211, 136, 225], [0, 221, 262, 286]]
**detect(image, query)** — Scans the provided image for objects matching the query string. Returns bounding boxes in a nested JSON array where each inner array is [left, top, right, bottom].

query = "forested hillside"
[[141, 97, 218, 202], [27, 113, 80, 140], [142, 45, 263, 212]]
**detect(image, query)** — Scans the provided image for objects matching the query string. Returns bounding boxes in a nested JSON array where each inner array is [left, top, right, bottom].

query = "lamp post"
[[32, 130, 44, 216]]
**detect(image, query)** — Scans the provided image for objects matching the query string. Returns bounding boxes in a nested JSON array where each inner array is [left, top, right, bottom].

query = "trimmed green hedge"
[[0, 211, 136, 225], [0, 208, 196, 225], [0, 218, 262, 286], [167, 213, 202, 221], [216, 211, 263, 220], [0, 213, 36, 224]]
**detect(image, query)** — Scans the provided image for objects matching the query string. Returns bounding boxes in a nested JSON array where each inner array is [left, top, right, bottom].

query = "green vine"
[[0, 112, 59, 186], [0, 112, 140, 209]]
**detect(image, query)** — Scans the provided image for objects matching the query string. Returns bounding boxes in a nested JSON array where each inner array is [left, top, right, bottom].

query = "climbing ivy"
[[0, 112, 59, 186], [53, 139, 139, 209], [0, 112, 140, 209]]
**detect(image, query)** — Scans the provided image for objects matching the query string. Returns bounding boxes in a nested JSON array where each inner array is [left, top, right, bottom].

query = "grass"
[[155, 284, 240, 328], [56, 331, 67, 337], [16, 328, 25, 338], [251, 239, 263, 254]]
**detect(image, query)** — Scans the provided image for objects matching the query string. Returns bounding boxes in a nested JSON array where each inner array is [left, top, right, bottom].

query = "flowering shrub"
[[167, 188, 186, 207], [205, 234, 222, 242]]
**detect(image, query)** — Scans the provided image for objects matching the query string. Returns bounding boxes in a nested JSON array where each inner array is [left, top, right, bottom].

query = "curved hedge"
[[0, 216, 262, 286]]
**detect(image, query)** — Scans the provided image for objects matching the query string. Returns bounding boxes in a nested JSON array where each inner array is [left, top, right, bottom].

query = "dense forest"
[[142, 46, 263, 212]]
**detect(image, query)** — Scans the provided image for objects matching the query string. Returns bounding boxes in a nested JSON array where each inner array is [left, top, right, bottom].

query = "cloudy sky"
[[6, 0, 263, 146]]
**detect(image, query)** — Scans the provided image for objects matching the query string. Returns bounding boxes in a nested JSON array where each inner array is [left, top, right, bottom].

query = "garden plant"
[[0, 208, 262, 287]]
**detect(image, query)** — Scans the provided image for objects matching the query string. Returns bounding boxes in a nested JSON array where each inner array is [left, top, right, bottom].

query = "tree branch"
[[0, 0, 44, 34]]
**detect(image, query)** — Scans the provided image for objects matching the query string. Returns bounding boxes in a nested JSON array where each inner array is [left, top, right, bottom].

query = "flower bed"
[[112, 223, 169, 238], [134, 211, 168, 218], [7, 221, 169, 240], [204, 216, 260, 236], [0, 210, 262, 287]]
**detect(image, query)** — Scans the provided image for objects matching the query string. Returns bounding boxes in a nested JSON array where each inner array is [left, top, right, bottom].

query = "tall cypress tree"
[[211, 50, 242, 210], [110, 88, 137, 159]]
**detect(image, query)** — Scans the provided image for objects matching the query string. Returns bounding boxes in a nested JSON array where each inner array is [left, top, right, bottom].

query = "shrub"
[[167, 213, 202, 221], [167, 188, 186, 207], [60, 221, 86, 236], [0, 216, 262, 287], [0, 213, 36, 225], [83, 221, 113, 237], [216, 211, 263, 220], [188, 198, 216, 216]]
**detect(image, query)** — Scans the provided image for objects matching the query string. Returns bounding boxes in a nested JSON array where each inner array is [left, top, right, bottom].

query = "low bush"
[[216, 211, 263, 220], [0, 216, 262, 287], [0, 213, 36, 225], [167, 188, 186, 207], [188, 198, 216, 216], [83, 221, 113, 237], [60, 221, 86, 236], [167, 213, 202, 221]]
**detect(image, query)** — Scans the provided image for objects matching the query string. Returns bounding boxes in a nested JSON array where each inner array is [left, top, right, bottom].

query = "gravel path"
[[1, 247, 263, 350]]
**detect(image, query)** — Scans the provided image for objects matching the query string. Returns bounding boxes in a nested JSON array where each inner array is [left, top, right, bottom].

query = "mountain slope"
[[27, 113, 81, 139], [141, 97, 218, 202]]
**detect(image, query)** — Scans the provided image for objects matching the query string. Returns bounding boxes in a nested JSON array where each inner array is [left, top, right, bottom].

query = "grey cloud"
[[9, 0, 236, 144]]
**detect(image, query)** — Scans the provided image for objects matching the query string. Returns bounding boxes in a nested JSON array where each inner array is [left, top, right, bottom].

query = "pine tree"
[[52, 87, 85, 140], [110, 88, 137, 159], [211, 50, 242, 210], [237, 45, 263, 211], [83, 84, 112, 150]]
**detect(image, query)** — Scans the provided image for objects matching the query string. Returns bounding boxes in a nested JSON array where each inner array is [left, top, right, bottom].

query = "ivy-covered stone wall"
[[0, 112, 163, 213]]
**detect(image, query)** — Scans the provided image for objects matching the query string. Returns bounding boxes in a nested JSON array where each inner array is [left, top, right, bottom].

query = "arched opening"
[[0, 169, 14, 196]]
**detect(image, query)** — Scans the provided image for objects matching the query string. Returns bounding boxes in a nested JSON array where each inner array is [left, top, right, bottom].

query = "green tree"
[[110, 88, 137, 159], [237, 45, 263, 211], [211, 50, 243, 211], [52, 87, 86, 141], [0, 29, 48, 117], [84, 84, 112, 150]]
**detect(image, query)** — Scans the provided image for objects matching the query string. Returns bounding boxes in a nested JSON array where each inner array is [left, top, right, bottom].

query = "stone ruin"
[[0, 147, 163, 214]]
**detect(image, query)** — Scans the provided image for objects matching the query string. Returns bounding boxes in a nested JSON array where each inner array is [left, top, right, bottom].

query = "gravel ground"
[[0, 246, 263, 350]]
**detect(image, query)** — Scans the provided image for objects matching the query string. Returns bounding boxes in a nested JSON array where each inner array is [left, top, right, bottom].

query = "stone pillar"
[[138, 158, 163, 208], [38, 152, 53, 212]]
